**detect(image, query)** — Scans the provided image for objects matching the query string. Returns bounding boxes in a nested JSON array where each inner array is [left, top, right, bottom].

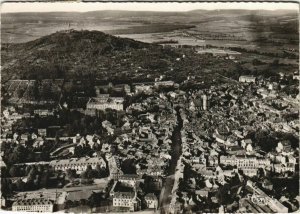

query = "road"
[[159, 107, 183, 214]]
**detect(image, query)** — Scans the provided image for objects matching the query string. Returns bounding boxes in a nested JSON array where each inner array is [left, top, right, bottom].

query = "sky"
[[1, 2, 299, 13]]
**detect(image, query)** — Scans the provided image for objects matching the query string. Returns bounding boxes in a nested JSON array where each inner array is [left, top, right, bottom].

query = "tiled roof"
[[13, 198, 53, 206], [114, 192, 135, 199], [50, 157, 103, 166]]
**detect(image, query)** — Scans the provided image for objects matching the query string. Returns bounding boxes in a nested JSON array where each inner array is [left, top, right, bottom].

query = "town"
[[1, 70, 299, 213], [1, 3, 299, 213]]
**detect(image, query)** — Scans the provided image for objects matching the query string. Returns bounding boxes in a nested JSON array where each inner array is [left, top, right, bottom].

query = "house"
[[34, 109, 54, 117], [220, 156, 235, 166], [113, 192, 141, 212], [195, 189, 209, 198], [86, 96, 124, 111], [95, 83, 131, 95], [154, 81, 174, 87], [241, 139, 253, 149], [12, 198, 54, 212], [0, 194, 5, 208], [134, 84, 153, 94], [239, 75, 256, 83], [33, 137, 44, 148], [213, 133, 227, 144], [20, 134, 29, 142], [49, 157, 106, 174], [208, 156, 219, 166], [262, 179, 273, 190], [118, 174, 139, 187], [287, 155, 296, 164], [31, 133, 38, 140], [276, 140, 293, 154], [242, 168, 257, 177], [38, 129, 47, 137], [2, 109, 10, 118], [144, 193, 158, 209], [233, 130, 244, 139], [246, 144, 253, 153]]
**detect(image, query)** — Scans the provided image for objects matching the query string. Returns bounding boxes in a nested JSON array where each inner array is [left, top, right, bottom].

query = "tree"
[[27, 166, 38, 181], [85, 165, 95, 179], [95, 164, 107, 178], [65, 200, 74, 209], [1, 178, 13, 196], [25, 165, 32, 175], [66, 169, 76, 181], [8, 144, 28, 164], [271, 59, 279, 66], [40, 171, 50, 188], [121, 159, 136, 174], [15, 178, 25, 191], [87, 192, 101, 208], [80, 171, 87, 179], [9, 166, 19, 177]]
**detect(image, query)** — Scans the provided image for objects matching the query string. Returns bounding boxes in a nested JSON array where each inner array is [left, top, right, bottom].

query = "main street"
[[159, 107, 183, 214]]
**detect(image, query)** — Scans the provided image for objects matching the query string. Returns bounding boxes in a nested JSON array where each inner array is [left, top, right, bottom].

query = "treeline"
[[229, 47, 298, 59]]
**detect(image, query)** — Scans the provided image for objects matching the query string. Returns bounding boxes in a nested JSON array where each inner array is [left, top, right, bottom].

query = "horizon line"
[[2, 8, 298, 14], [1, 2, 298, 13]]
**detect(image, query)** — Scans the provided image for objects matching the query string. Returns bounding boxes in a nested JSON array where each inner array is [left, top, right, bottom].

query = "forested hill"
[[1, 30, 153, 81], [1, 29, 238, 83]]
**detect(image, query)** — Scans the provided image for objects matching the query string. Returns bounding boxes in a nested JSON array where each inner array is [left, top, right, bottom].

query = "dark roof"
[[145, 193, 157, 201], [13, 198, 53, 206], [114, 192, 135, 199]]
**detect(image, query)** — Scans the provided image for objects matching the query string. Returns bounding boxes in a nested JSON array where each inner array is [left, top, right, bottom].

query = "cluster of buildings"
[[12, 191, 67, 213], [1, 73, 299, 213], [12, 198, 54, 213], [164, 75, 299, 213], [86, 95, 124, 111], [239, 180, 289, 213], [108, 174, 158, 212]]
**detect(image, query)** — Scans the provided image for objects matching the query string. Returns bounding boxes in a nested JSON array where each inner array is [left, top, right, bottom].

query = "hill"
[[1, 30, 238, 83], [1, 30, 149, 81]]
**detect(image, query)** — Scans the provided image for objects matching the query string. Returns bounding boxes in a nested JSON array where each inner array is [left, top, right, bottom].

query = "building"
[[119, 174, 139, 187], [49, 157, 106, 174], [213, 133, 226, 144], [33, 109, 54, 116], [38, 129, 47, 137], [134, 84, 153, 94], [86, 96, 124, 111], [201, 94, 208, 110], [293, 75, 300, 80], [241, 139, 253, 149], [220, 155, 270, 177], [239, 75, 256, 83], [247, 181, 288, 213], [0, 193, 5, 208], [108, 156, 124, 179], [154, 81, 174, 87], [220, 156, 235, 166], [12, 198, 54, 212], [113, 192, 141, 212], [273, 163, 295, 173], [95, 83, 131, 95], [276, 140, 293, 154], [220, 155, 258, 168], [144, 193, 158, 209]]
